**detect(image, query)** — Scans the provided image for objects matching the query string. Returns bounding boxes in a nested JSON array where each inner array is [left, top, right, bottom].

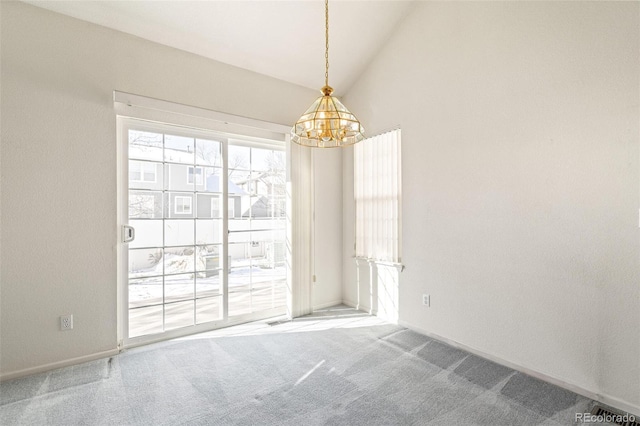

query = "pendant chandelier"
[[291, 0, 365, 148]]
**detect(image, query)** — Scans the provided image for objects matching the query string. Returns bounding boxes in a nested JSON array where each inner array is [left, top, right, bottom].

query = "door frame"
[[115, 92, 311, 349]]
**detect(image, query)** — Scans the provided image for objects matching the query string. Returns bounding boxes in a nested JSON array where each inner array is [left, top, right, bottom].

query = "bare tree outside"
[[129, 130, 162, 152], [129, 194, 157, 218], [264, 150, 286, 217], [195, 139, 221, 167]]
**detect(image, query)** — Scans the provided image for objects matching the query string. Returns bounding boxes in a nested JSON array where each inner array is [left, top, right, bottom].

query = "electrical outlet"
[[60, 314, 73, 330], [422, 294, 430, 307]]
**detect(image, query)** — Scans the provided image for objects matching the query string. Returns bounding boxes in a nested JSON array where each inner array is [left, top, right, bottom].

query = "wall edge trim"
[[398, 320, 640, 417], [313, 299, 346, 311], [0, 348, 120, 382]]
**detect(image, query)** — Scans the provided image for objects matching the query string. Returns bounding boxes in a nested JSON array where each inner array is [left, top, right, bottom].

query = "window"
[[211, 197, 221, 218], [227, 198, 235, 218], [130, 161, 157, 182], [117, 91, 296, 344], [354, 129, 402, 263], [187, 166, 203, 185], [174, 196, 192, 214], [211, 197, 235, 218]]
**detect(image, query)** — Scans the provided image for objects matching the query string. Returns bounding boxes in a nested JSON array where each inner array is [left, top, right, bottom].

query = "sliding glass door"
[[122, 119, 287, 342], [227, 143, 287, 317]]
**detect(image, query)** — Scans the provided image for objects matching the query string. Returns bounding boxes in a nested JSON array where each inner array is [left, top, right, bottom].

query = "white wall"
[[0, 2, 329, 376], [312, 149, 344, 309], [343, 1, 639, 413]]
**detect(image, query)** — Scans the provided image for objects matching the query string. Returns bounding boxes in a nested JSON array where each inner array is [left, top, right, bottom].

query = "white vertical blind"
[[354, 129, 402, 263]]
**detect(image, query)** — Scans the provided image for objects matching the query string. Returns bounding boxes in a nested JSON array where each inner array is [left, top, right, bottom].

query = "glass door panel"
[[127, 127, 223, 339], [125, 121, 287, 341], [227, 144, 287, 317]]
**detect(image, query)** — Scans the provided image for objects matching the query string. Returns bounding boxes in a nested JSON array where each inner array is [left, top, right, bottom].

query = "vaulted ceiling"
[[23, 0, 415, 95]]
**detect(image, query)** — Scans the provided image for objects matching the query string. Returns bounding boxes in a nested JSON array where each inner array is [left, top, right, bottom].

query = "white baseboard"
[[398, 320, 640, 417], [341, 299, 357, 309], [313, 299, 346, 311], [340, 298, 376, 315], [0, 348, 120, 382]]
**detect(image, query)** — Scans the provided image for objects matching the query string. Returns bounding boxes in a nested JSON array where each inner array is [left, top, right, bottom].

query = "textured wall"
[[0, 2, 342, 376], [343, 1, 640, 413]]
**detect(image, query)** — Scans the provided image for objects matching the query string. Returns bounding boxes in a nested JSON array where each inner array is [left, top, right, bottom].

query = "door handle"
[[122, 225, 135, 243]]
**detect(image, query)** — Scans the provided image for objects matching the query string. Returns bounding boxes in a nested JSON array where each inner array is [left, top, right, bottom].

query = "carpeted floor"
[[1, 306, 600, 425]]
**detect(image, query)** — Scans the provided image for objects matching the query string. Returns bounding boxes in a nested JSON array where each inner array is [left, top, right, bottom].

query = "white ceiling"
[[23, 0, 415, 95]]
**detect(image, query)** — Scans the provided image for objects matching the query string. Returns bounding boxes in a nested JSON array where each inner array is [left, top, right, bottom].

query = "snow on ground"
[[129, 264, 286, 307]]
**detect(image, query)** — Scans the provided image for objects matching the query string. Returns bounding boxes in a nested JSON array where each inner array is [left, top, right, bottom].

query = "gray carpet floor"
[[0, 306, 602, 425]]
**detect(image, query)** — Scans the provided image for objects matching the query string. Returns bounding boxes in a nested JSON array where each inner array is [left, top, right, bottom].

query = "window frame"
[[187, 166, 204, 186], [115, 91, 313, 349], [211, 197, 221, 218], [174, 195, 193, 215]]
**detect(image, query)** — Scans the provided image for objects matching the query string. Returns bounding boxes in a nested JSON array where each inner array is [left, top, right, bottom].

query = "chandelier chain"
[[325, 0, 329, 87], [290, 0, 364, 147]]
